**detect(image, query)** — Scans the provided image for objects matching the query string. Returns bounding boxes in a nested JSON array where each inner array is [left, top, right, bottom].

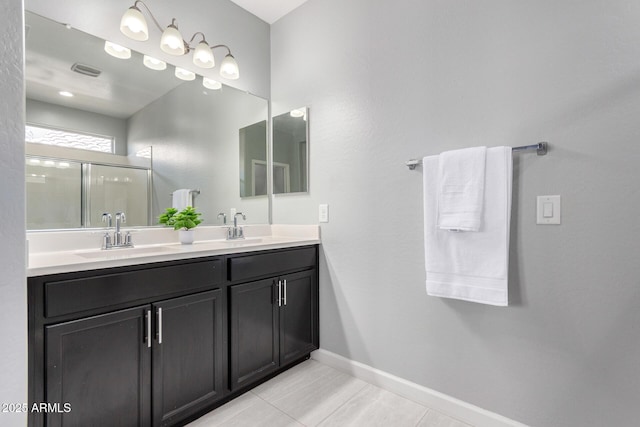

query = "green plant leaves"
[[158, 206, 202, 230]]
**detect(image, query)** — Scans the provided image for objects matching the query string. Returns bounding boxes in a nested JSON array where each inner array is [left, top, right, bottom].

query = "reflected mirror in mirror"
[[24, 10, 269, 230], [272, 107, 308, 194], [239, 120, 268, 197]]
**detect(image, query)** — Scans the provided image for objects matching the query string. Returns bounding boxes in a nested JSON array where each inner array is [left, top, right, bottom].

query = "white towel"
[[437, 146, 486, 232], [172, 189, 192, 211], [423, 146, 512, 306]]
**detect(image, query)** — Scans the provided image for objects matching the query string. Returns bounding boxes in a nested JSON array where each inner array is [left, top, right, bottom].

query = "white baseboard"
[[311, 349, 528, 427]]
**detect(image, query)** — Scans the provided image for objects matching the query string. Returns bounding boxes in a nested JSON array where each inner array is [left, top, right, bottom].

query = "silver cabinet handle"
[[277, 280, 282, 307], [146, 310, 152, 348], [158, 307, 163, 344], [283, 279, 287, 306]]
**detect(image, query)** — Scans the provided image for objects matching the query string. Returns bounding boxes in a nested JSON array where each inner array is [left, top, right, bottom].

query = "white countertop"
[[28, 225, 320, 277]]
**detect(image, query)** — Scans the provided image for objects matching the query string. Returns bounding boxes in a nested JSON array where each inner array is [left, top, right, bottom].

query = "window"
[[26, 124, 114, 153]]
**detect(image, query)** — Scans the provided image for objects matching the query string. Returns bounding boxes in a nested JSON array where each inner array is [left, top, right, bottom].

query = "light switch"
[[537, 195, 561, 225], [319, 204, 329, 223]]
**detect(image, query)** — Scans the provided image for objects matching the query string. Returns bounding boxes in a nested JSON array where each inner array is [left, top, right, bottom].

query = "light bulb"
[[202, 77, 222, 90], [193, 41, 215, 68], [160, 24, 185, 55], [143, 55, 167, 70], [104, 41, 131, 59], [219, 53, 239, 80], [120, 6, 149, 41], [175, 67, 196, 81]]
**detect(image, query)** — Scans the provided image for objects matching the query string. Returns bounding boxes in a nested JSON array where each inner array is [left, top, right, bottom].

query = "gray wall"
[[0, 0, 27, 425], [26, 99, 129, 155], [26, 0, 271, 99], [271, 1, 640, 426], [128, 81, 269, 224]]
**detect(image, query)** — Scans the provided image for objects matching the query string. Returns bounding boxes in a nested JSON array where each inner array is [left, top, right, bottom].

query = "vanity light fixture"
[[143, 55, 167, 70], [119, 0, 240, 79], [120, 3, 149, 41], [202, 77, 222, 90], [290, 108, 307, 121], [104, 40, 131, 59], [175, 66, 196, 81]]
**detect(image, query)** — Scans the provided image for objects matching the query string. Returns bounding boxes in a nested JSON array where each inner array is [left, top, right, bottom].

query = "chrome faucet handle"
[[101, 212, 112, 228], [217, 212, 227, 225], [102, 232, 112, 250]]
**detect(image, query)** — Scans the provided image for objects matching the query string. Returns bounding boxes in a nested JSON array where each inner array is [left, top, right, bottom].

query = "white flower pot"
[[179, 229, 195, 245]]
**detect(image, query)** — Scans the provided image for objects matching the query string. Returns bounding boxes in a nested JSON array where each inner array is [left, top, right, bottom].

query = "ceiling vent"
[[71, 63, 101, 78]]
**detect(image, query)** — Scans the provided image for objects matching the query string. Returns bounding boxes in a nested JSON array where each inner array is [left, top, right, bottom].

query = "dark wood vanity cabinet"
[[45, 306, 152, 427], [228, 247, 319, 391], [152, 289, 224, 426], [28, 245, 319, 427]]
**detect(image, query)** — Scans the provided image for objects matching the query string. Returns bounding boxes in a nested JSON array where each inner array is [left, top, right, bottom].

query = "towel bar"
[[405, 142, 548, 170]]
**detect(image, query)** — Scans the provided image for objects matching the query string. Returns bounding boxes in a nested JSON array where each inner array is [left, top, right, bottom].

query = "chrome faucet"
[[227, 212, 246, 240], [101, 211, 134, 249], [217, 212, 227, 225]]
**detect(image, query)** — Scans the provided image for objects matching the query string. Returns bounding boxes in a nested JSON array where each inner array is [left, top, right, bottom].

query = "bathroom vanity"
[[27, 230, 319, 427]]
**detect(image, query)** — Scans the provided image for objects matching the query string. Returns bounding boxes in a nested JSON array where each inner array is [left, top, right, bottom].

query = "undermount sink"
[[76, 246, 177, 259], [220, 237, 263, 245]]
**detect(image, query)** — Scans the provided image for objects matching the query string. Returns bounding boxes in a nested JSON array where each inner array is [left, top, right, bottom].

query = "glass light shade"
[[174, 67, 196, 81], [290, 109, 305, 118], [193, 41, 215, 68], [202, 77, 222, 90], [120, 6, 148, 41], [143, 55, 167, 70], [160, 25, 185, 55], [104, 41, 131, 59], [219, 54, 239, 80]]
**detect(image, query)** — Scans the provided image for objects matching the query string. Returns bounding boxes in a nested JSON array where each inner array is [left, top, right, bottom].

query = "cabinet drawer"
[[44, 259, 223, 318], [228, 246, 316, 282]]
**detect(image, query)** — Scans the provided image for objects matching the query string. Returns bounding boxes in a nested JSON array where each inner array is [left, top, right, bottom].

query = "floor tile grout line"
[[415, 407, 432, 427], [254, 359, 340, 404], [250, 390, 306, 426], [312, 381, 370, 426]]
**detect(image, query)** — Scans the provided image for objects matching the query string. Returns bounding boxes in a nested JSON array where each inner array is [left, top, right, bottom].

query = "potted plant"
[[159, 206, 202, 244]]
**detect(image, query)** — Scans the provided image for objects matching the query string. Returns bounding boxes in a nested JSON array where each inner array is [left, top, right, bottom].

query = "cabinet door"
[[152, 289, 224, 427], [229, 278, 278, 390], [279, 270, 318, 366], [45, 306, 151, 427]]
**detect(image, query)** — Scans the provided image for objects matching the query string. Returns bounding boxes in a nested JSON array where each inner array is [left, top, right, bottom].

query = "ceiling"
[[229, 0, 309, 24]]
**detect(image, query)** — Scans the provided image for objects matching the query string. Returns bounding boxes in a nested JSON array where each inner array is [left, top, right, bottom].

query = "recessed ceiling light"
[[59, 91, 74, 97]]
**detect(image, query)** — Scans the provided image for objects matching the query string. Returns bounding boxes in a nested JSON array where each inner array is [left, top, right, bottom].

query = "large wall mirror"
[[272, 108, 308, 194], [25, 10, 269, 231]]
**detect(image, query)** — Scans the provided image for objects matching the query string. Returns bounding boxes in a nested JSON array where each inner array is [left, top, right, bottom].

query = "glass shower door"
[[87, 165, 150, 227]]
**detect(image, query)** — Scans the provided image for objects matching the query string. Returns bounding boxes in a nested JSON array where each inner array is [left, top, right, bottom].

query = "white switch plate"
[[537, 195, 561, 225], [319, 204, 329, 223]]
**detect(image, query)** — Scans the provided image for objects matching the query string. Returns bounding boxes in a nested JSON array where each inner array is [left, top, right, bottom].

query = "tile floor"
[[187, 359, 472, 427]]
